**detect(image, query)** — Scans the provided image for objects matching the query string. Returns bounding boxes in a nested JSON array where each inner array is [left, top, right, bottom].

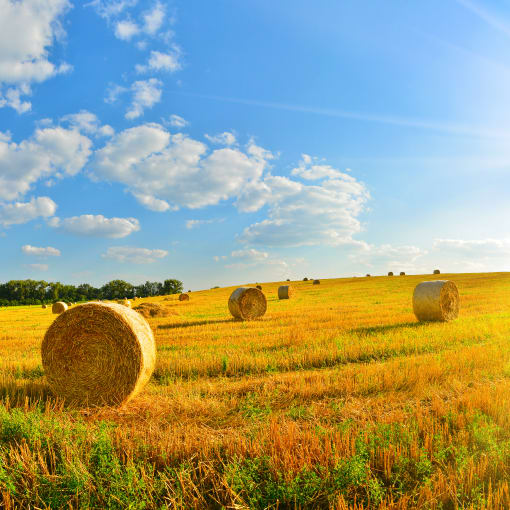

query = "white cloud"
[[0, 0, 71, 112], [61, 110, 114, 136], [291, 154, 345, 180], [142, 1, 165, 34], [0, 126, 92, 201], [231, 248, 269, 262], [28, 263, 48, 271], [185, 218, 220, 229], [49, 214, 140, 238], [136, 48, 182, 73], [205, 132, 237, 146], [86, 0, 138, 20], [125, 78, 162, 119], [433, 238, 510, 256], [114, 19, 140, 40], [102, 245, 168, 263], [91, 123, 272, 210], [105, 83, 128, 104], [133, 193, 171, 212], [0, 196, 57, 226], [168, 114, 188, 128], [22, 244, 61, 256]]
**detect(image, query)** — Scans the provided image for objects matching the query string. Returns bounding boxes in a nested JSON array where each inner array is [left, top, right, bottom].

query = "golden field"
[[1, 272, 510, 509]]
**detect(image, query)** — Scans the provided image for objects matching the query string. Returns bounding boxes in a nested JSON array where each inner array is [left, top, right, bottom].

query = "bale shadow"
[[351, 321, 425, 336], [158, 318, 237, 330]]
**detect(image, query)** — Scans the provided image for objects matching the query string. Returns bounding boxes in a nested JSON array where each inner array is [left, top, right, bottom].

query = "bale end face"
[[278, 285, 293, 299], [228, 287, 267, 320], [41, 302, 156, 407], [179, 293, 189, 301], [52, 302, 68, 314], [413, 280, 459, 322]]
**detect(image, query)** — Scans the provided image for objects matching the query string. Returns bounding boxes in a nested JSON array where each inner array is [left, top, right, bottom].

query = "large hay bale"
[[278, 285, 293, 299], [313, 279, 320, 285], [388, 272, 394, 276], [228, 287, 267, 320], [42, 302, 156, 406], [52, 302, 68, 314], [413, 280, 459, 322], [400, 272, 405, 276], [433, 269, 441, 274], [179, 293, 189, 301]]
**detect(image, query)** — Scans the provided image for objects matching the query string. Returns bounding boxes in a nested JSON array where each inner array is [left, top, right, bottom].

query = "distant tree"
[[162, 279, 183, 295], [100, 280, 134, 300]]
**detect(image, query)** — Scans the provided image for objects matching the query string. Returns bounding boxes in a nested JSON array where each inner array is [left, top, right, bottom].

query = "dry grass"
[[1, 272, 510, 507]]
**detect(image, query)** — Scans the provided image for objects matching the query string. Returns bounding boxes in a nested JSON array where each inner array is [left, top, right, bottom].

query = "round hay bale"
[[228, 287, 267, 320], [366, 274, 371, 277], [278, 285, 293, 299], [256, 285, 262, 290], [134, 302, 170, 318], [41, 302, 156, 407], [313, 279, 320, 285], [179, 293, 189, 301], [388, 272, 394, 276], [413, 280, 459, 322], [52, 302, 68, 314], [400, 272, 406, 276], [42, 304, 47, 309], [286, 279, 291, 282], [433, 269, 441, 274], [303, 277, 309, 281]]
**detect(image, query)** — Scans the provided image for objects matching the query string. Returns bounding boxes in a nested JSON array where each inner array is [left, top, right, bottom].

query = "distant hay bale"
[[228, 287, 267, 320], [52, 302, 68, 314], [134, 302, 170, 318], [433, 269, 441, 274], [188, 290, 191, 293], [413, 280, 459, 322], [388, 272, 394, 276], [400, 272, 406, 276], [179, 293, 189, 301], [303, 277, 309, 281], [278, 285, 293, 299], [366, 274, 371, 277], [313, 279, 320, 285], [286, 278, 291, 282], [42, 304, 47, 309], [256, 285, 262, 290], [41, 302, 156, 407]]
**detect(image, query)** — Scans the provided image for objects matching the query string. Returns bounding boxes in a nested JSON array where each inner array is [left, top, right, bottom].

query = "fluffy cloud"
[[185, 218, 223, 229], [0, 197, 57, 226], [125, 78, 162, 119], [49, 214, 140, 238], [240, 173, 369, 247], [205, 132, 237, 146], [22, 244, 61, 256], [168, 114, 188, 128], [114, 19, 140, 40], [91, 123, 272, 209], [0, 0, 71, 112], [60, 110, 114, 136], [291, 154, 345, 180], [102, 245, 168, 263], [0, 126, 92, 201], [231, 248, 269, 262], [136, 48, 182, 73], [133, 193, 171, 212]]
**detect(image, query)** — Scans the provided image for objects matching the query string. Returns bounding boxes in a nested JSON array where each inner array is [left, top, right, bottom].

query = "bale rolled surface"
[[52, 302, 68, 314], [179, 293, 189, 301], [278, 285, 293, 300], [433, 269, 441, 274], [228, 287, 267, 320], [413, 280, 459, 322], [42, 302, 156, 406]]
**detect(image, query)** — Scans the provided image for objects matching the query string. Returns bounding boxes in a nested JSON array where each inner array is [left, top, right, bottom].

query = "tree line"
[[0, 279, 183, 306]]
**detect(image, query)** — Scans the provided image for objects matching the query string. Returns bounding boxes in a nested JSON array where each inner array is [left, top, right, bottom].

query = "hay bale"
[[134, 302, 170, 318], [303, 277, 308, 281], [366, 274, 371, 277], [413, 280, 459, 322], [41, 302, 156, 406], [52, 302, 68, 314], [256, 285, 262, 290], [400, 272, 405, 276], [388, 272, 394, 276], [179, 293, 189, 301], [123, 299, 131, 308], [42, 304, 47, 309], [278, 285, 293, 299], [286, 279, 290, 282], [313, 279, 320, 285], [228, 287, 267, 320], [433, 269, 441, 274]]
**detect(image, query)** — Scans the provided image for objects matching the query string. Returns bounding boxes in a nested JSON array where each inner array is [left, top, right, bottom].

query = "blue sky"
[[1, 0, 510, 290]]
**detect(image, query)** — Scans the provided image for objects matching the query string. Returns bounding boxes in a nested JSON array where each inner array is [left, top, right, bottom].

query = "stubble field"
[[1, 272, 510, 509]]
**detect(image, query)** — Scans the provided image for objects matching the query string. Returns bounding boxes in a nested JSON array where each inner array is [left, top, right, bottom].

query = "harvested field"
[[1, 272, 510, 508]]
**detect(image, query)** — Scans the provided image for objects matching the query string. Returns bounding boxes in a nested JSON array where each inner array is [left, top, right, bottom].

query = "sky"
[[1, 0, 510, 290]]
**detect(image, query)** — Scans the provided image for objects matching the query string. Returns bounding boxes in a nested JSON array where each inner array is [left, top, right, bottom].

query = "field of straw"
[[1, 272, 510, 508]]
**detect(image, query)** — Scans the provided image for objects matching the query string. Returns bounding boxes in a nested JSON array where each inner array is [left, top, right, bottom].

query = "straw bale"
[[278, 285, 293, 299], [179, 293, 189, 301], [400, 272, 405, 276], [228, 287, 267, 320], [256, 285, 262, 290], [313, 279, 320, 285], [303, 277, 308, 281], [366, 274, 371, 277], [433, 269, 441, 274], [388, 272, 394, 276], [52, 302, 68, 314], [413, 280, 459, 322], [41, 302, 156, 406], [134, 302, 170, 318], [42, 304, 47, 309]]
